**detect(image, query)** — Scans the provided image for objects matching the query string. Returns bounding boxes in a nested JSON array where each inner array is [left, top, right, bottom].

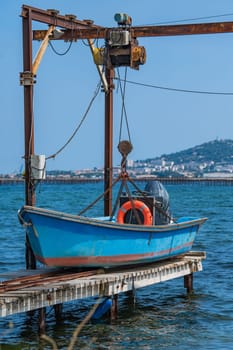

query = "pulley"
[[118, 140, 133, 157]]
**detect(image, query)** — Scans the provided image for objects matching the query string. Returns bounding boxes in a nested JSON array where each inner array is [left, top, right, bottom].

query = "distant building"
[[127, 159, 134, 167]]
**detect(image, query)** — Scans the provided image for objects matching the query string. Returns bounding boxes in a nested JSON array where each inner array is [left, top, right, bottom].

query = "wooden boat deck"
[[0, 251, 205, 318]]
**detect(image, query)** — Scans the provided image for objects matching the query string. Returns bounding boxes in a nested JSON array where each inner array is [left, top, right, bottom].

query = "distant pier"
[[1, 176, 233, 185], [157, 177, 233, 186]]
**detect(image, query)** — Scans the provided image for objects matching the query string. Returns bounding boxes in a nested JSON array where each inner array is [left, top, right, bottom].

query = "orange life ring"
[[117, 200, 152, 225]]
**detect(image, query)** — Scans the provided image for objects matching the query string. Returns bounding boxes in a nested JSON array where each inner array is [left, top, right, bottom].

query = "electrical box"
[[30, 154, 46, 180]]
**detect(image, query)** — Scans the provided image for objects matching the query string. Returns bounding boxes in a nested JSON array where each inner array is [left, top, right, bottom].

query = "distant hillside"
[[145, 139, 233, 165]]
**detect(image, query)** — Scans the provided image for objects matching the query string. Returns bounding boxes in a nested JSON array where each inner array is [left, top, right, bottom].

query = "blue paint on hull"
[[19, 206, 207, 268]]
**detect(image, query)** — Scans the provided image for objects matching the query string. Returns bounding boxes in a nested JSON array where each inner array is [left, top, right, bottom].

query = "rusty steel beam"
[[22, 8, 37, 270], [21, 4, 103, 30], [22, 8, 35, 208], [132, 21, 233, 37], [33, 28, 106, 41], [33, 21, 233, 42]]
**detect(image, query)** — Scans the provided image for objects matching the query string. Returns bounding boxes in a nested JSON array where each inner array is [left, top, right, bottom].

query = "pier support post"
[[38, 307, 46, 335], [54, 304, 63, 322], [184, 273, 193, 294], [110, 294, 118, 320], [126, 282, 136, 307]]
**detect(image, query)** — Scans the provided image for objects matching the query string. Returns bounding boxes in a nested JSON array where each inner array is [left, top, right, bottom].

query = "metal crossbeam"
[[21, 5, 103, 30], [33, 21, 233, 41]]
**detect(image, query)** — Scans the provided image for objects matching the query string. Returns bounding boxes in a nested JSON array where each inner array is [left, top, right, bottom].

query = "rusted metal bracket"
[[20, 71, 36, 86]]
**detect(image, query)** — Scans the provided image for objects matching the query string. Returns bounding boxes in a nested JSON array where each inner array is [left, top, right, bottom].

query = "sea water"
[[0, 182, 233, 349]]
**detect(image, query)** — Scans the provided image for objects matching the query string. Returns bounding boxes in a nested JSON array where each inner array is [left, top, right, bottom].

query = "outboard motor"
[[144, 181, 171, 224]]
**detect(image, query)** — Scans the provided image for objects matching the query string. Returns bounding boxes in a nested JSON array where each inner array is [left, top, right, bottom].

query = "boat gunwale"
[[20, 205, 207, 232]]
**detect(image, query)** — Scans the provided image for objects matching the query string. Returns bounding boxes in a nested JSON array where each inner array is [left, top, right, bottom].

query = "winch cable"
[[109, 173, 143, 225], [46, 80, 101, 160], [117, 67, 132, 145], [115, 69, 174, 224]]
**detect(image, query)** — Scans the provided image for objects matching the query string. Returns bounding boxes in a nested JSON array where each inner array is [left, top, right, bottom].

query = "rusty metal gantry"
[[21, 4, 233, 267]]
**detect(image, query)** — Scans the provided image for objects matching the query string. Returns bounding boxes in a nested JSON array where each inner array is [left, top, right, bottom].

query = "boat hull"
[[19, 206, 207, 268]]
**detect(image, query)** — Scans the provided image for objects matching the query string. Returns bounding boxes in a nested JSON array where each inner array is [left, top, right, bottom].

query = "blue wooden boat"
[[18, 204, 207, 268]]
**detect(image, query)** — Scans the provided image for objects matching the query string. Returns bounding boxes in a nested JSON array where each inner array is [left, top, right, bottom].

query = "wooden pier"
[[0, 251, 205, 321]]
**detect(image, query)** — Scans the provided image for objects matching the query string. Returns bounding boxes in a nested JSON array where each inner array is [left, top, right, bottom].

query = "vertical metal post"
[[184, 273, 193, 294], [104, 68, 114, 216], [22, 8, 36, 269]]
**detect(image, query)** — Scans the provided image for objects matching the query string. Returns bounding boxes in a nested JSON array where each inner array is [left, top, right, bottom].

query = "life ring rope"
[[117, 199, 152, 225]]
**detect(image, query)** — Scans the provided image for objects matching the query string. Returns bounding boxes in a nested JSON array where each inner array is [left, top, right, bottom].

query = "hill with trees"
[[144, 139, 233, 165], [135, 139, 233, 177]]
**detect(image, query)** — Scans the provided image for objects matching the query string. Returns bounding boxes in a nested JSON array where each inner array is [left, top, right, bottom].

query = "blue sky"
[[1, 0, 233, 174]]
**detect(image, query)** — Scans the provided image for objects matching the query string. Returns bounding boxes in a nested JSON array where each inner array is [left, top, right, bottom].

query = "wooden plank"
[[0, 268, 59, 280]]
